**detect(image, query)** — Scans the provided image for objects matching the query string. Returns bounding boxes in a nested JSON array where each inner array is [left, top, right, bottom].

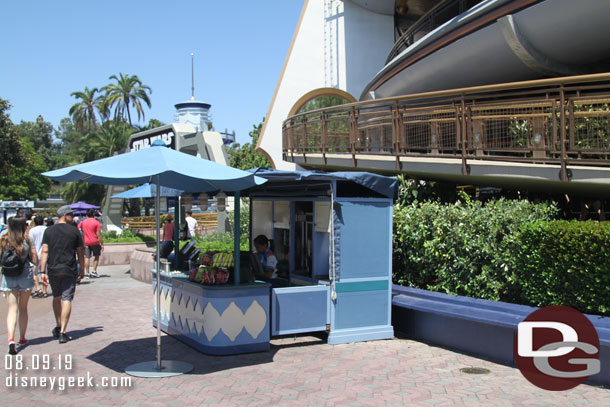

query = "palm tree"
[[62, 181, 105, 206], [95, 95, 112, 125], [103, 73, 152, 126], [87, 122, 134, 159], [69, 87, 102, 131]]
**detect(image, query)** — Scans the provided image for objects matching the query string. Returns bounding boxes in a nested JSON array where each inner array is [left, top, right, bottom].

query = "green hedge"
[[101, 229, 155, 243], [394, 198, 610, 316], [514, 220, 610, 315], [193, 232, 248, 253], [393, 197, 558, 301]]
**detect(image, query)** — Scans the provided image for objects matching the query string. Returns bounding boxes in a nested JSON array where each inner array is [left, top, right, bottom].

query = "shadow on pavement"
[[87, 335, 282, 375], [24, 326, 104, 347]]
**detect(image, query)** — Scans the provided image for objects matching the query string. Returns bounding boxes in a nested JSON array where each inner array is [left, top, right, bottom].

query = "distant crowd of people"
[[0, 205, 103, 354]]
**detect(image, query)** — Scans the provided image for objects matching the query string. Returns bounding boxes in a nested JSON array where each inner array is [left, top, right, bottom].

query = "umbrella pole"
[[155, 175, 162, 371], [125, 177, 193, 378], [234, 191, 240, 285]]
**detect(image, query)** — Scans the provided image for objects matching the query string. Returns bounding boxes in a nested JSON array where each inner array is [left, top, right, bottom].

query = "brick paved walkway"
[[1, 265, 608, 406]]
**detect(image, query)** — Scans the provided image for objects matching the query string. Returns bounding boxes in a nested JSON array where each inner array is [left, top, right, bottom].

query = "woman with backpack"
[[0, 216, 38, 355]]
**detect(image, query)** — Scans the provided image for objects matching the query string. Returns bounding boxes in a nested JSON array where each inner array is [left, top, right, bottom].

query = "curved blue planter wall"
[[391, 285, 610, 387]]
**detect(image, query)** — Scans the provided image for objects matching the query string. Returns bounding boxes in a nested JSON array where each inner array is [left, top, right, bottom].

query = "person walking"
[[39, 205, 84, 344], [0, 216, 38, 354], [163, 215, 175, 241], [27, 216, 48, 298], [77, 209, 103, 278], [185, 210, 198, 239]]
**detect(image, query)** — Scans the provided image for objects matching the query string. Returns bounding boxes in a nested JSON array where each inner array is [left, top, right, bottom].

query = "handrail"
[[288, 73, 610, 120], [282, 74, 610, 177], [387, 0, 470, 64]]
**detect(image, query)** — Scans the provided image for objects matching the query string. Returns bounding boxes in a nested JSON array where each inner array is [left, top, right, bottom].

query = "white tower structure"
[[174, 98, 211, 132], [257, 0, 395, 169]]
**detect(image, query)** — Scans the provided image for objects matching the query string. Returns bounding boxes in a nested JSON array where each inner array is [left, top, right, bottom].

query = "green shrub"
[[101, 229, 154, 243], [194, 232, 248, 253], [514, 220, 610, 315], [393, 198, 558, 301]]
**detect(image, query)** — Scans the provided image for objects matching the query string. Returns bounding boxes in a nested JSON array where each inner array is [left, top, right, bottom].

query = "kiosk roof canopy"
[[248, 168, 397, 199]]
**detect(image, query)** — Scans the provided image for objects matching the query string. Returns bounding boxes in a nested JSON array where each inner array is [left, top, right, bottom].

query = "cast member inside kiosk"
[[253, 235, 278, 283]]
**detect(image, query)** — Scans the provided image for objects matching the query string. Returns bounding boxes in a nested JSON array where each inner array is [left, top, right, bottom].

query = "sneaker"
[[52, 326, 60, 339], [58, 333, 70, 344], [8, 341, 16, 355], [90, 271, 99, 278], [84, 275, 90, 279], [18, 339, 28, 346]]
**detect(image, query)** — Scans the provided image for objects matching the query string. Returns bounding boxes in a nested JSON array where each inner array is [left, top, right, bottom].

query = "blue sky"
[[1, 1, 304, 145]]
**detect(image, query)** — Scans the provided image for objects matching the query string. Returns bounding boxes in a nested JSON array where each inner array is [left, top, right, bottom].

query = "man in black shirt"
[[39, 205, 85, 344]]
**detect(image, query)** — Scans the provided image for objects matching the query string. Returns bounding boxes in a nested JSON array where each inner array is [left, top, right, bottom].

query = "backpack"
[[1, 246, 26, 277]]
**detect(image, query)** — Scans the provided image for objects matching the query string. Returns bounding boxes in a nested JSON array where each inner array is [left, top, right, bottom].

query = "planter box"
[[129, 247, 156, 284], [391, 285, 610, 387], [99, 242, 151, 266]]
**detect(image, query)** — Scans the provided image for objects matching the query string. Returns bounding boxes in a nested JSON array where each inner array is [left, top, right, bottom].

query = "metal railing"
[[282, 74, 610, 180], [387, 0, 479, 64]]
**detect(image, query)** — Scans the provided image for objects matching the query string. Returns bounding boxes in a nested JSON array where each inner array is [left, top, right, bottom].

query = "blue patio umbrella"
[[112, 183, 185, 270], [111, 183, 184, 199], [42, 140, 267, 377], [69, 201, 100, 210]]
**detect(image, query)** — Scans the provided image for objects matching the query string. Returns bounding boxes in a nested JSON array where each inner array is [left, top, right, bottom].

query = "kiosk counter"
[[152, 170, 398, 354]]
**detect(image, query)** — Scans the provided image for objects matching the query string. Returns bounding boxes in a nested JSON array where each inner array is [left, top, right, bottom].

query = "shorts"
[[49, 275, 77, 301], [0, 264, 34, 291], [85, 245, 102, 258]]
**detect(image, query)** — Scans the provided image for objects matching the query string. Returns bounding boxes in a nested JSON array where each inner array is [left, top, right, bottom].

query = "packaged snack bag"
[[203, 268, 215, 285], [201, 251, 214, 266], [215, 267, 229, 284], [211, 252, 234, 268], [193, 267, 206, 283]]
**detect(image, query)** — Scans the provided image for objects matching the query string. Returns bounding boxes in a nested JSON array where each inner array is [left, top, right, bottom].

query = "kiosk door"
[[271, 285, 329, 336]]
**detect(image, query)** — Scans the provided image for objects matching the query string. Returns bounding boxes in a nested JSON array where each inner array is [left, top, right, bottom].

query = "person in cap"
[[39, 205, 85, 344], [162, 214, 175, 241]]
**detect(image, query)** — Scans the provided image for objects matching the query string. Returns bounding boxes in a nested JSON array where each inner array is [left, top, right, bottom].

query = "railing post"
[[392, 104, 402, 170], [321, 112, 328, 164], [349, 109, 358, 168], [560, 86, 568, 181], [460, 96, 469, 175], [288, 119, 295, 162], [302, 118, 308, 163]]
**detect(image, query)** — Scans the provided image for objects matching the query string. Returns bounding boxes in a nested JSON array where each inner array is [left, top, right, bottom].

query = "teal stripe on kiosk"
[[335, 280, 389, 293]]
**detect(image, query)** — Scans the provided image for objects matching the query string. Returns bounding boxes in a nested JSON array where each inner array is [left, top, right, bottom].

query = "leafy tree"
[[69, 86, 102, 130], [103, 73, 152, 126], [227, 119, 271, 170], [0, 98, 26, 177], [13, 115, 69, 170], [134, 118, 166, 132], [56, 118, 87, 161], [0, 138, 51, 200], [298, 95, 351, 113], [14, 115, 54, 151]]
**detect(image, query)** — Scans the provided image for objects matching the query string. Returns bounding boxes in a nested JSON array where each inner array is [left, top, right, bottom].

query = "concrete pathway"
[[0, 265, 608, 406]]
